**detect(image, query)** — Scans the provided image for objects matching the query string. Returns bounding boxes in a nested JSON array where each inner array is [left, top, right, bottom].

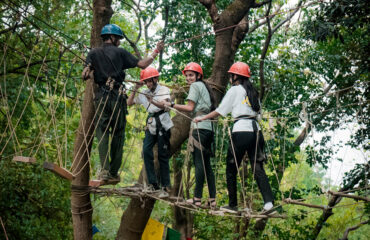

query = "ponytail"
[[235, 76, 260, 112]]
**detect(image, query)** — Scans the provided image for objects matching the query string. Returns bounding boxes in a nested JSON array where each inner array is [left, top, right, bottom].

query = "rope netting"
[[0, 0, 368, 220]]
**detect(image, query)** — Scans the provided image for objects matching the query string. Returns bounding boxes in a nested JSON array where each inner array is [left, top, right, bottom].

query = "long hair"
[[234, 75, 260, 112], [196, 73, 216, 111]]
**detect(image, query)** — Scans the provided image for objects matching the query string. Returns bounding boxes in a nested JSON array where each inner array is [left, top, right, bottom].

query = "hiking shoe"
[[98, 170, 109, 181], [220, 205, 238, 213]]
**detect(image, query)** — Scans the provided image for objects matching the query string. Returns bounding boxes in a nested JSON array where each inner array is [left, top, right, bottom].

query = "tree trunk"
[[71, 0, 112, 239]]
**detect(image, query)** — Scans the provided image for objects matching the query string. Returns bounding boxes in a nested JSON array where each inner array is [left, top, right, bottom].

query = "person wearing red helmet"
[[83, 24, 164, 183], [195, 62, 274, 213], [163, 62, 216, 207], [127, 67, 173, 196]]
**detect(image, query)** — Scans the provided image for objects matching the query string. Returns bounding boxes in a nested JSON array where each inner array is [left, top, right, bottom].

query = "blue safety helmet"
[[100, 24, 124, 39]]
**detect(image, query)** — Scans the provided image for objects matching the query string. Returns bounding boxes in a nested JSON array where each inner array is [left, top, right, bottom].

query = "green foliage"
[[1, 0, 369, 239], [0, 160, 72, 239], [0, 0, 90, 238]]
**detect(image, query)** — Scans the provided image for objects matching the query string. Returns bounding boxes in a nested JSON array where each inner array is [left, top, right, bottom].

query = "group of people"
[[83, 24, 274, 212]]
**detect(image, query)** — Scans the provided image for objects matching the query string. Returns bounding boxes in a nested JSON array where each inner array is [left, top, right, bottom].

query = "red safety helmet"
[[228, 62, 251, 78], [140, 67, 159, 82], [182, 62, 203, 77]]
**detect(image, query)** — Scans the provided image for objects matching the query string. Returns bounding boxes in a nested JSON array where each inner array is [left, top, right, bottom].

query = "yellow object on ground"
[[141, 218, 165, 240]]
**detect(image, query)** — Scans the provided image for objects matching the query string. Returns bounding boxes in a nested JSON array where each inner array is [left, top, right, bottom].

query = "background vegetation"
[[0, 0, 368, 239]]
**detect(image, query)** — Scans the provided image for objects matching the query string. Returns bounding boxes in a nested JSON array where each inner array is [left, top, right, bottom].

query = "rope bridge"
[[0, 0, 368, 222]]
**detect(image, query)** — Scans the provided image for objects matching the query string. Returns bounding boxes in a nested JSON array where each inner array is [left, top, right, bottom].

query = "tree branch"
[[259, 0, 272, 100], [230, 15, 249, 60], [340, 220, 369, 240], [122, 31, 142, 59], [248, 5, 282, 34], [293, 83, 333, 146], [221, 0, 254, 26], [0, 23, 26, 35], [283, 198, 327, 210], [0, 60, 53, 76], [158, 4, 169, 73], [252, 0, 271, 8], [328, 191, 370, 202], [121, 1, 143, 59], [313, 165, 369, 239], [198, 0, 219, 23], [271, 1, 303, 34], [259, 1, 302, 100], [122, 1, 142, 44], [143, 1, 160, 51]]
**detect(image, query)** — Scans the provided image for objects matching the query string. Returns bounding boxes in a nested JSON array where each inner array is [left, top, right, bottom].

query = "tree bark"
[[206, 0, 253, 103], [70, 0, 113, 239]]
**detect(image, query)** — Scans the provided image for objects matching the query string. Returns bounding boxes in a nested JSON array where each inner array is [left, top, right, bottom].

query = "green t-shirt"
[[186, 81, 213, 131]]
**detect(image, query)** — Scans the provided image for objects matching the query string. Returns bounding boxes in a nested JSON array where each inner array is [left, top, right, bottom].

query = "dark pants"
[[192, 129, 216, 199], [143, 129, 171, 188], [226, 131, 274, 207], [94, 90, 126, 177]]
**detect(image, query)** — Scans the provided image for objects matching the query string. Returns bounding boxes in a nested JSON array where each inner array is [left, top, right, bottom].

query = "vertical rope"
[[0, 216, 9, 240], [227, 126, 247, 207]]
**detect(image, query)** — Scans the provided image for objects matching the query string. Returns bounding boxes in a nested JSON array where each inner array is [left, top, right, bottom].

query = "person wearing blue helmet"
[[83, 23, 164, 183]]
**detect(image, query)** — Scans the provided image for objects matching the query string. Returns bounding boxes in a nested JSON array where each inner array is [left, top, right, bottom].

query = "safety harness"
[[234, 115, 266, 162]]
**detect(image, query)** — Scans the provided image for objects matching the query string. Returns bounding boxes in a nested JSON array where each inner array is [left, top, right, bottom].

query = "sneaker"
[[144, 184, 160, 193], [242, 207, 252, 213], [98, 170, 109, 181], [220, 205, 238, 213], [263, 202, 273, 211], [157, 190, 169, 198]]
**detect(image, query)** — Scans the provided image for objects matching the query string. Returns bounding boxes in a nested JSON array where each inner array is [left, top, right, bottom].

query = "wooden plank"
[[12, 156, 36, 163], [43, 162, 74, 181], [89, 179, 119, 187], [283, 198, 326, 210]]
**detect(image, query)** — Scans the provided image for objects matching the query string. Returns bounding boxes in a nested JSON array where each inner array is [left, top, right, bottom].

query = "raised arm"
[[137, 41, 164, 69]]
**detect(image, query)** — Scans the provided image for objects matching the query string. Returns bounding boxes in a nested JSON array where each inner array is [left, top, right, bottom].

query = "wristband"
[[154, 49, 160, 54]]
